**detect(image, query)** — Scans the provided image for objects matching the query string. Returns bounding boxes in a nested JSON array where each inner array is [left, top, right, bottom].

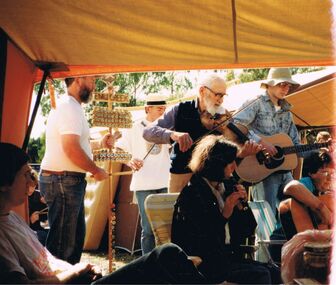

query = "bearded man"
[[39, 77, 116, 264], [143, 74, 261, 193]]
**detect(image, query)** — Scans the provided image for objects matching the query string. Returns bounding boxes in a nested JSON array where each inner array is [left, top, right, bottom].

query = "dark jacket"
[[171, 100, 210, 174], [171, 174, 257, 281]]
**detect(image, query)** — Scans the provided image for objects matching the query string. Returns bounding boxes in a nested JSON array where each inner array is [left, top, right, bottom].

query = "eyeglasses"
[[204, 86, 227, 98], [276, 82, 293, 89], [318, 170, 334, 177]]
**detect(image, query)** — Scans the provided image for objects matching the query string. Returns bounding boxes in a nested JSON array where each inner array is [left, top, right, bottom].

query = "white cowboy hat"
[[261, 68, 300, 91]]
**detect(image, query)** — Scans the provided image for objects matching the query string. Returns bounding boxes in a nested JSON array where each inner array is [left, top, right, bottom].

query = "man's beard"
[[204, 99, 225, 116], [79, 86, 92, 103]]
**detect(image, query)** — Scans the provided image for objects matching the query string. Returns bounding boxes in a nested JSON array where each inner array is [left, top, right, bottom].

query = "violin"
[[200, 110, 249, 145]]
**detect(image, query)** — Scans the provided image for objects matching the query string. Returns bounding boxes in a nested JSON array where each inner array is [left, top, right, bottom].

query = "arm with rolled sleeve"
[[143, 105, 179, 144]]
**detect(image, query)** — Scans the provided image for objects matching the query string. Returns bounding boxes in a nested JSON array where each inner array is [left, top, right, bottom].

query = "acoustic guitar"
[[235, 133, 331, 183], [279, 193, 333, 240]]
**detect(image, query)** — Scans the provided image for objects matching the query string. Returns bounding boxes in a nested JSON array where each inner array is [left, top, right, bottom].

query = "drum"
[[303, 241, 331, 283]]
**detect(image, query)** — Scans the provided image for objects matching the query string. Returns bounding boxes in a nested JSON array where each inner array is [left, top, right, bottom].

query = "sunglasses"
[[276, 82, 293, 89], [204, 86, 228, 98]]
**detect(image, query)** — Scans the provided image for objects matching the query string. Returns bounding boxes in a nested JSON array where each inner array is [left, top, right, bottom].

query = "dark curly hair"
[[302, 151, 333, 176]]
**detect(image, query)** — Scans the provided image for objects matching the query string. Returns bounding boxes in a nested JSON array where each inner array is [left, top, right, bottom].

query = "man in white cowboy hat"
[[116, 94, 170, 255], [233, 67, 301, 215], [143, 74, 261, 193]]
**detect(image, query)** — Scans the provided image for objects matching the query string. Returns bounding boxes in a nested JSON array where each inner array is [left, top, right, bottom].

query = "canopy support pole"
[[22, 69, 49, 151], [231, 0, 238, 63]]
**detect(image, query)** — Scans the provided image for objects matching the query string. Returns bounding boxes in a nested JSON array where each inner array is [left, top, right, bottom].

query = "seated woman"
[[279, 151, 333, 239], [0, 142, 206, 284], [171, 135, 281, 284]]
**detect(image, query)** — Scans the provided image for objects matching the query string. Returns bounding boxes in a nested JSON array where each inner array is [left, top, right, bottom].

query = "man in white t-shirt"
[[39, 77, 116, 264], [116, 94, 170, 254]]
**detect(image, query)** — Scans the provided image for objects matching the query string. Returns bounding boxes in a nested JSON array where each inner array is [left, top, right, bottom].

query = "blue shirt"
[[299, 177, 316, 194], [233, 93, 300, 145]]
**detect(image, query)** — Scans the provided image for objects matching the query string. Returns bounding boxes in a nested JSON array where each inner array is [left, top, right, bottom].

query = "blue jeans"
[[252, 172, 293, 215], [39, 173, 87, 264], [135, 188, 167, 255]]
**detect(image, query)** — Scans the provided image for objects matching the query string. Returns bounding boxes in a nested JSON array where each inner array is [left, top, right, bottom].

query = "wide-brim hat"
[[145, 94, 167, 106], [261, 68, 300, 91]]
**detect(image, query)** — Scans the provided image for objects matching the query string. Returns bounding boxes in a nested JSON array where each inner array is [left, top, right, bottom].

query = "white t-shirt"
[[0, 212, 71, 280], [116, 118, 170, 191], [41, 95, 91, 172]]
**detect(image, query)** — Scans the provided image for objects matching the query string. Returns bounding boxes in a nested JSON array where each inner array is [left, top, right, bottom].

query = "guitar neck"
[[283, 142, 330, 155]]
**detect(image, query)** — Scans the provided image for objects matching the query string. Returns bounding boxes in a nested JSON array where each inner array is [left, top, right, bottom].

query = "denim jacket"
[[233, 93, 300, 145]]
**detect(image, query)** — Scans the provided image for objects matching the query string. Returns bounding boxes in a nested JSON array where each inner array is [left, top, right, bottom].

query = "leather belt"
[[41, 170, 86, 178]]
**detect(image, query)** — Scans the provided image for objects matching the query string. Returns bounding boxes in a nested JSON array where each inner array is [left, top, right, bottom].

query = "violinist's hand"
[[237, 140, 262, 158], [127, 158, 144, 171], [222, 186, 247, 219], [259, 139, 277, 157], [170, 132, 193, 152]]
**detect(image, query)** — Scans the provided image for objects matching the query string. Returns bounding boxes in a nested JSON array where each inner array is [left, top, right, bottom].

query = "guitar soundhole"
[[264, 146, 284, 169], [273, 146, 284, 159]]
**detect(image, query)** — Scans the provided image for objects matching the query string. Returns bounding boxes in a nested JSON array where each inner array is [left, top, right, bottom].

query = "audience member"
[[0, 142, 207, 284], [116, 94, 170, 255]]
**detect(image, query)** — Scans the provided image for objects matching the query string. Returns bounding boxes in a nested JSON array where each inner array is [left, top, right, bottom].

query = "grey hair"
[[200, 74, 226, 88]]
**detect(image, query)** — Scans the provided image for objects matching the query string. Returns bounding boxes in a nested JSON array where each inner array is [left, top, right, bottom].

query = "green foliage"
[[226, 70, 235, 82], [35, 80, 66, 118], [145, 71, 192, 98], [291, 67, 324, 75], [27, 132, 46, 163], [238, 68, 269, 83]]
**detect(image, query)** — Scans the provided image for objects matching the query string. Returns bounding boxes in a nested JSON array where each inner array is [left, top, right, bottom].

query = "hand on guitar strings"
[[259, 138, 278, 157], [237, 140, 263, 158]]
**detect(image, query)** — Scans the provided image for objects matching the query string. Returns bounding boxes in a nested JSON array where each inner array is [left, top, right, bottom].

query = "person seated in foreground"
[[279, 151, 334, 239], [268, 150, 334, 264], [171, 135, 282, 284], [0, 142, 208, 284]]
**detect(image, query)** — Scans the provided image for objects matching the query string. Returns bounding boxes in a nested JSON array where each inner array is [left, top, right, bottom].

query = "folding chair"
[[144, 193, 202, 267], [248, 200, 286, 264]]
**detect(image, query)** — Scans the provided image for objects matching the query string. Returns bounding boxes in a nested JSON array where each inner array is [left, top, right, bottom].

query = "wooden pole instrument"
[[91, 75, 133, 273]]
